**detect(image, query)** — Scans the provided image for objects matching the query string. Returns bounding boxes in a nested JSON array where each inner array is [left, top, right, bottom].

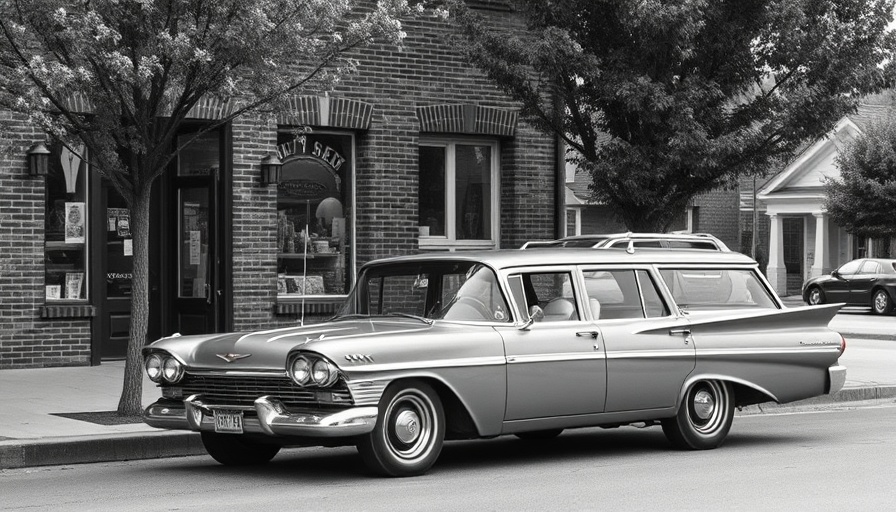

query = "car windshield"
[[336, 261, 511, 323]]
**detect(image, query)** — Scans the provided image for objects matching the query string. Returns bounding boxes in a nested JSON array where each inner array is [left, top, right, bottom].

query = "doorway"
[[782, 217, 804, 296], [165, 127, 230, 336]]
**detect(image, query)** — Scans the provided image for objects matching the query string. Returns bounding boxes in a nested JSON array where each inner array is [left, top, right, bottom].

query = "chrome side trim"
[[342, 355, 505, 373], [828, 365, 847, 395], [505, 353, 606, 364], [696, 347, 844, 357]]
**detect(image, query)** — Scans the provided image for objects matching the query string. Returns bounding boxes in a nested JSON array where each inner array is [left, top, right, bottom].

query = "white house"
[[758, 100, 894, 295]]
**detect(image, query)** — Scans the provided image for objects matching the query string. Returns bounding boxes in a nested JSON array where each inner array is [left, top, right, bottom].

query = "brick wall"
[[0, 112, 91, 368], [692, 189, 741, 252]]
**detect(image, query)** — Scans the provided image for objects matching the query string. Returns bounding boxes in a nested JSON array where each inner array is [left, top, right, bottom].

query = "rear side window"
[[658, 268, 777, 311], [582, 269, 669, 319]]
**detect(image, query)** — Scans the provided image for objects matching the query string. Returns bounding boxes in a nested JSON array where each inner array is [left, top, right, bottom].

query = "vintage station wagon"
[[143, 248, 846, 476]]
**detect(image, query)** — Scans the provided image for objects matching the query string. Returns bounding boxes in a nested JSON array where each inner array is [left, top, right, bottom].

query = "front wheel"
[[806, 286, 825, 306], [872, 289, 893, 315], [200, 432, 281, 466], [357, 380, 445, 477], [662, 380, 734, 450]]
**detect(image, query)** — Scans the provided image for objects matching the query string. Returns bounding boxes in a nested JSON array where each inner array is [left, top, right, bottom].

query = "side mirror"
[[519, 305, 544, 330], [831, 270, 840, 278]]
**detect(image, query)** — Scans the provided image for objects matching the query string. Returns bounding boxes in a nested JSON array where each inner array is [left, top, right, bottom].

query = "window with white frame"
[[418, 139, 499, 248]]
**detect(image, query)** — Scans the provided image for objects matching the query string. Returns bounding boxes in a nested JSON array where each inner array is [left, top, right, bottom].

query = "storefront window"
[[419, 139, 499, 248], [44, 142, 89, 301], [276, 130, 354, 298]]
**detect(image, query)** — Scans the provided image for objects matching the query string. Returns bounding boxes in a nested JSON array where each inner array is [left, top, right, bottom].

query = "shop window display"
[[44, 142, 89, 301], [276, 130, 353, 298]]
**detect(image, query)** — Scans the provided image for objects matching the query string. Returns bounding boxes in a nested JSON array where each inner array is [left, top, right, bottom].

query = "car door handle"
[[576, 331, 600, 339], [669, 328, 692, 345]]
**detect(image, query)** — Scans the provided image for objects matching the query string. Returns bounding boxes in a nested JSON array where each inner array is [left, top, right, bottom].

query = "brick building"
[[0, 2, 563, 369]]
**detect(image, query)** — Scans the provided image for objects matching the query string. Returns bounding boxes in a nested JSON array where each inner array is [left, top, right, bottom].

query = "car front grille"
[[177, 374, 354, 409]]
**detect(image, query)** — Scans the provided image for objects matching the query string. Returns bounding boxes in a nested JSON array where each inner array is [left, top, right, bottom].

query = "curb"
[[0, 431, 204, 470], [738, 385, 896, 415], [3, 385, 895, 470]]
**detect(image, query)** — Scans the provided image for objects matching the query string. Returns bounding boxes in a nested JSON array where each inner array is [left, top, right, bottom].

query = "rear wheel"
[[872, 289, 893, 315], [662, 380, 734, 450], [806, 286, 825, 306], [357, 380, 445, 477], [200, 432, 280, 466]]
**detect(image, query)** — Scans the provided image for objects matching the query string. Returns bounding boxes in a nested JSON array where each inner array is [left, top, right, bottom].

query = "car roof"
[[364, 247, 756, 272]]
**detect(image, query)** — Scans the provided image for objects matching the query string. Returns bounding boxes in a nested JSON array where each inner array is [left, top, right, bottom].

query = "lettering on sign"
[[277, 136, 345, 172]]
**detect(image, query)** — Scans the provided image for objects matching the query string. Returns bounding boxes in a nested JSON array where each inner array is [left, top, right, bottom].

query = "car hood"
[[146, 318, 434, 370]]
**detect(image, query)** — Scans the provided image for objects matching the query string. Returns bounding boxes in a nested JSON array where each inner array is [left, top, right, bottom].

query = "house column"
[[766, 214, 787, 294], [811, 212, 831, 278]]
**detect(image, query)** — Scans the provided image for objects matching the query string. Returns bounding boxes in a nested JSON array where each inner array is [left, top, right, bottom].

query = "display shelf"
[[46, 241, 85, 251]]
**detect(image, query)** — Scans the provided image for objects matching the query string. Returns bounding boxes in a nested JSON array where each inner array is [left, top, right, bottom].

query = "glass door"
[[170, 130, 222, 335], [100, 183, 133, 359]]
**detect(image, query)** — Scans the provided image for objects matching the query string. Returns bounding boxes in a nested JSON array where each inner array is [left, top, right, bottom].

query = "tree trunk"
[[117, 185, 152, 416]]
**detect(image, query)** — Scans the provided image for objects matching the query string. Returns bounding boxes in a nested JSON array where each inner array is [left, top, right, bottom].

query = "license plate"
[[213, 410, 243, 434]]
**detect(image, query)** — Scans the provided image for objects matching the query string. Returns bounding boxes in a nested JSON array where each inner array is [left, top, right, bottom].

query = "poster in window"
[[64, 202, 86, 244], [45, 285, 62, 300], [65, 272, 84, 299]]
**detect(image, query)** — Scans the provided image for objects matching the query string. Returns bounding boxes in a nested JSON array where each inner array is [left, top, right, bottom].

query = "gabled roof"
[[759, 99, 895, 200]]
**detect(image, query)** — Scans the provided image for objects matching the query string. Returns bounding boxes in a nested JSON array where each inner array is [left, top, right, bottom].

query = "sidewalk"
[[1, 308, 894, 470]]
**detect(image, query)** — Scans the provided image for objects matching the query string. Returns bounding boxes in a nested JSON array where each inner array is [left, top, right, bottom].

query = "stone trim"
[[416, 104, 518, 136], [278, 95, 374, 130], [39, 304, 96, 319]]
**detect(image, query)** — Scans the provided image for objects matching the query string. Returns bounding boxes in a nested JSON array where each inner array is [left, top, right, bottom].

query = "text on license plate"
[[214, 410, 244, 434]]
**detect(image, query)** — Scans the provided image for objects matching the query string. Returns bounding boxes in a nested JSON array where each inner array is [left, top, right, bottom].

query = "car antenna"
[[626, 240, 635, 254]]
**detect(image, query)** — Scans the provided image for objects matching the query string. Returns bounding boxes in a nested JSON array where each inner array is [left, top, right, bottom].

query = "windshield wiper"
[[330, 313, 370, 321]]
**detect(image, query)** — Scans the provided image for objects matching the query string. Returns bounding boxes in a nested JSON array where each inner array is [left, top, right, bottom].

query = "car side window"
[[859, 261, 881, 275], [518, 272, 579, 322], [837, 260, 862, 275], [636, 270, 670, 318], [582, 269, 645, 319]]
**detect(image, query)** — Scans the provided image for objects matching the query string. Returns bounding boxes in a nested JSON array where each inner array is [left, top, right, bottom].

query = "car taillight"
[[840, 335, 847, 355]]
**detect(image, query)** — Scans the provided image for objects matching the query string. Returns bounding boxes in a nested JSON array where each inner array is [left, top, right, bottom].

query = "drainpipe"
[[556, 134, 566, 239]]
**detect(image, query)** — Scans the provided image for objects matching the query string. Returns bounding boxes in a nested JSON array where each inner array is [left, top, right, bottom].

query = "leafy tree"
[[0, 0, 415, 415], [826, 110, 896, 255], [449, 0, 896, 231]]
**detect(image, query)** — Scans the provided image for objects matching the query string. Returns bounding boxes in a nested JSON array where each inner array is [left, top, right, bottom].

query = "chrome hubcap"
[[692, 390, 715, 420], [394, 410, 421, 444], [875, 293, 887, 312]]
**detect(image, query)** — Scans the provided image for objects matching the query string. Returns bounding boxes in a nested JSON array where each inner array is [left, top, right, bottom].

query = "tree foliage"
[[0, 0, 415, 415], [826, 110, 896, 240], [449, 0, 896, 231]]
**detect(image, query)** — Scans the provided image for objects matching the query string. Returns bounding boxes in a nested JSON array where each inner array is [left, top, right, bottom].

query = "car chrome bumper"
[[828, 365, 847, 395], [143, 395, 378, 437]]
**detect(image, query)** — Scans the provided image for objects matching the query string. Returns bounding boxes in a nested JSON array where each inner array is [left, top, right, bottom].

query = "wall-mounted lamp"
[[260, 154, 283, 186], [27, 142, 51, 177]]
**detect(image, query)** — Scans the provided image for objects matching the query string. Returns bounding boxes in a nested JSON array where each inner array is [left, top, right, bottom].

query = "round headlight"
[[145, 354, 163, 383], [311, 359, 337, 387], [290, 356, 311, 386], [161, 357, 184, 383]]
